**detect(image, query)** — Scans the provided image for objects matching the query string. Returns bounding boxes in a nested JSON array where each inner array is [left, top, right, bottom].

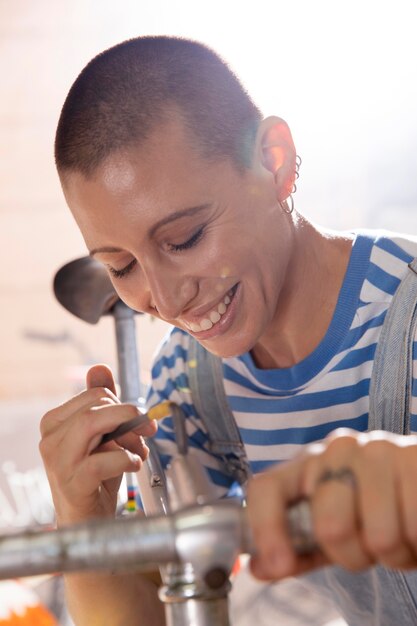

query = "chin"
[[201, 334, 256, 360]]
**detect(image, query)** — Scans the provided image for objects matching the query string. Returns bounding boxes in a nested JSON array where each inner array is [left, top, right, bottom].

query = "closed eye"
[[108, 258, 137, 279], [168, 227, 205, 252]]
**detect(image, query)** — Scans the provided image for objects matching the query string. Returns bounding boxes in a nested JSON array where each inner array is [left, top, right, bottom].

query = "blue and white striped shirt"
[[147, 231, 417, 494]]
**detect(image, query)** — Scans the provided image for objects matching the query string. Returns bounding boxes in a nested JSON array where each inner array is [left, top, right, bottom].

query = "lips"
[[182, 283, 239, 337]]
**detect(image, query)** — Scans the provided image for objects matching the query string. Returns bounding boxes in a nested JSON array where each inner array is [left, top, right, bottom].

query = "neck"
[[251, 215, 354, 369]]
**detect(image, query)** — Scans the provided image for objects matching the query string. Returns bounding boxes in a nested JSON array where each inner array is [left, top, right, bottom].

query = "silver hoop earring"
[[292, 154, 302, 194], [279, 195, 294, 214], [295, 154, 302, 177]]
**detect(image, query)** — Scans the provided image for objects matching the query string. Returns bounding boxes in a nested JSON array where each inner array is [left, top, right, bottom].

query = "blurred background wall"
[[0, 0, 416, 508]]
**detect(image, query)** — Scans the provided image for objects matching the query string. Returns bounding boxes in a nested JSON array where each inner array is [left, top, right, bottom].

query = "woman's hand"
[[39, 364, 157, 526], [247, 428, 417, 580]]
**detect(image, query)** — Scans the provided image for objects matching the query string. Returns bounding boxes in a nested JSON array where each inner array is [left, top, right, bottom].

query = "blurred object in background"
[[0, 463, 54, 529], [0, 399, 72, 624], [0, 580, 57, 625]]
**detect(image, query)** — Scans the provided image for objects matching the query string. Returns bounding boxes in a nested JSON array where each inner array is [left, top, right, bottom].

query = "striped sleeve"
[[146, 328, 233, 495]]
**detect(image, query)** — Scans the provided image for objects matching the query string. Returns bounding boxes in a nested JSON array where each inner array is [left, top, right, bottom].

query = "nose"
[[143, 265, 196, 321]]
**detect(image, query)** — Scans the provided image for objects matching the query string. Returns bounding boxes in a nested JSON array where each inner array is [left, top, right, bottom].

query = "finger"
[[358, 443, 416, 568], [70, 448, 144, 500], [112, 433, 152, 458], [113, 418, 159, 450], [40, 393, 124, 459], [250, 548, 328, 581], [72, 402, 154, 457], [304, 434, 372, 570], [398, 444, 417, 563], [311, 473, 372, 570], [247, 461, 306, 579], [87, 363, 118, 396], [43, 402, 149, 472], [96, 432, 151, 461], [40, 383, 119, 437]]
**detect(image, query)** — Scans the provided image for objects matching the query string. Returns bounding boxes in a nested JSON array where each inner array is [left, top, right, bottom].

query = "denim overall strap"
[[187, 337, 251, 485], [306, 257, 417, 625], [369, 257, 417, 434]]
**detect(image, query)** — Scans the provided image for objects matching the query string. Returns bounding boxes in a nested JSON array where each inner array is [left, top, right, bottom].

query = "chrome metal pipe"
[[0, 500, 313, 581], [163, 597, 230, 626], [113, 301, 170, 516], [0, 513, 176, 579]]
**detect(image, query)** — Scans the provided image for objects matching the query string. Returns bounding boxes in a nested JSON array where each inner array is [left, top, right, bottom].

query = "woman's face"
[[63, 115, 294, 358]]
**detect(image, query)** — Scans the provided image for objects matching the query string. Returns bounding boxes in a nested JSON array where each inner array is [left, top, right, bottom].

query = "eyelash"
[[108, 258, 137, 279], [108, 227, 205, 279], [168, 226, 205, 252]]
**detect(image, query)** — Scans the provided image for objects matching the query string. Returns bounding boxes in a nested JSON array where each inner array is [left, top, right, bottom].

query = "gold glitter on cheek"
[[220, 266, 231, 279], [248, 183, 263, 197]]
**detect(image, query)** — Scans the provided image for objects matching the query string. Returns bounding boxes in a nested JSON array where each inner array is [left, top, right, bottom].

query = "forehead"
[[62, 117, 246, 249]]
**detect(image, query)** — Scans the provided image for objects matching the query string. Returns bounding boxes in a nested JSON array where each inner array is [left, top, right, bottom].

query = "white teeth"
[[210, 311, 221, 324], [200, 318, 213, 331], [185, 286, 236, 333]]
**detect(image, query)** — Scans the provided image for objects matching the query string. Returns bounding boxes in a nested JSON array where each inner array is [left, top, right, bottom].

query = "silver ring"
[[317, 467, 357, 489]]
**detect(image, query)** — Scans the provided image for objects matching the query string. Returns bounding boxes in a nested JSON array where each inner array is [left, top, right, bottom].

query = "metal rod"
[[113, 301, 142, 405], [0, 513, 176, 579], [112, 301, 170, 515], [0, 500, 314, 581]]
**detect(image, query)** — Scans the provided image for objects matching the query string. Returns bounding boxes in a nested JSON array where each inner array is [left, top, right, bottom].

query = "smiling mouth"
[[183, 284, 239, 333]]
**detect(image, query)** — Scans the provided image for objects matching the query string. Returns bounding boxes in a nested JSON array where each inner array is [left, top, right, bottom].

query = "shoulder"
[[355, 230, 417, 305], [364, 228, 417, 272]]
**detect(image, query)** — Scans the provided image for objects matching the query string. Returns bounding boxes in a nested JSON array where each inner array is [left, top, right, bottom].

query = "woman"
[[40, 36, 417, 625]]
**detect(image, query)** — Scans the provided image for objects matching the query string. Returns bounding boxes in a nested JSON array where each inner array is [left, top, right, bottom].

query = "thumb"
[[86, 363, 118, 396]]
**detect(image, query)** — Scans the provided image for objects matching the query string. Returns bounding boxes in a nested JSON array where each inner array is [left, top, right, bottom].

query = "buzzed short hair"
[[55, 36, 262, 177]]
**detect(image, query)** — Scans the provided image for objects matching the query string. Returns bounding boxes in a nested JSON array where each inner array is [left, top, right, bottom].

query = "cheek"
[[110, 281, 147, 313]]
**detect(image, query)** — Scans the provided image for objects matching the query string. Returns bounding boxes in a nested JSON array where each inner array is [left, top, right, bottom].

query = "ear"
[[254, 116, 296, 203]]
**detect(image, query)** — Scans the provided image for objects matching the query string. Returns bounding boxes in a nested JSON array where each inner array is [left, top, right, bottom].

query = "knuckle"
[[90, 386, 113, 402], [361, 439, 393, 463], [362, 528, 400, 557], [95, 396, 114, 407], [131, 454, 143, 470], [38, 435, 57, 464], [139, 439, 150, 460], [39, 409, 56, 436], [324, 430, 359, 455], [315, 515, 354, 546], [38, 436, 49, 461], [120, 403, 140, 419], [327, 427, 358, 442]]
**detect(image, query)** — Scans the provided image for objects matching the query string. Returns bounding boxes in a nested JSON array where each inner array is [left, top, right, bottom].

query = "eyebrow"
[[89, 203, 211, 257], [148, 203, 211, 237]]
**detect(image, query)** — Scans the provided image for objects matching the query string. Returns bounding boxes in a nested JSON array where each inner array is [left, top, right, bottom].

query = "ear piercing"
[[278, 154, 302, 215]]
